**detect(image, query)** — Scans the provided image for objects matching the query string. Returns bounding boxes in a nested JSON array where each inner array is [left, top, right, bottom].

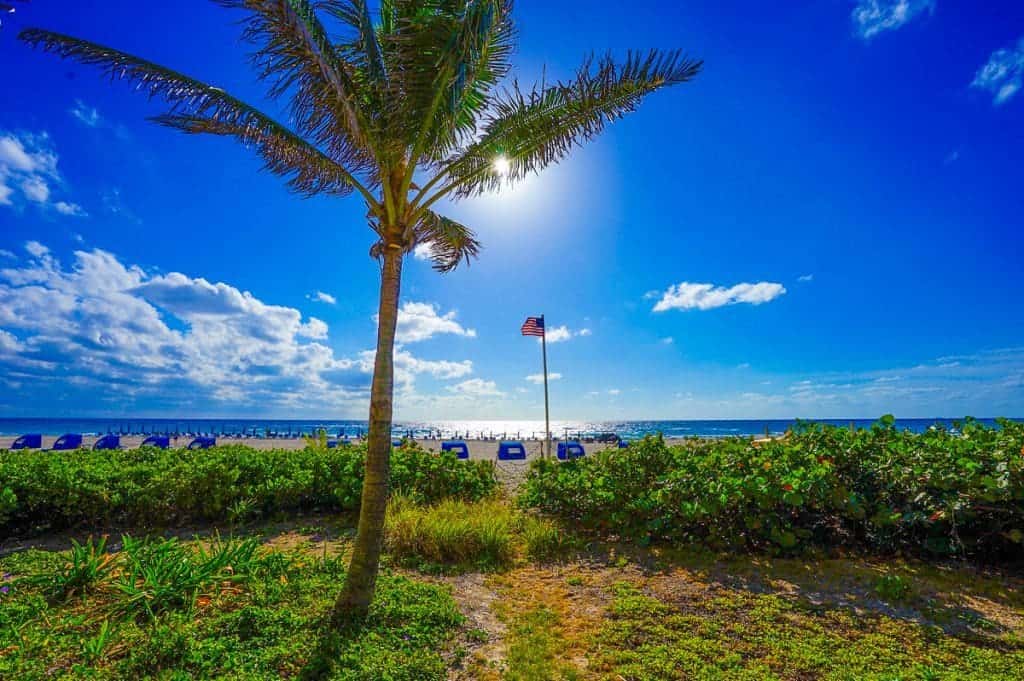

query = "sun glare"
[[493, 155, 511, 176]]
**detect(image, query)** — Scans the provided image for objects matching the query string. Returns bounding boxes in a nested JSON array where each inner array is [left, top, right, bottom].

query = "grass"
[[0, 535, 464, 679], [385, 496, 571, 571], [593, 581, 1024, 680], [2, 498, 1022, 679]]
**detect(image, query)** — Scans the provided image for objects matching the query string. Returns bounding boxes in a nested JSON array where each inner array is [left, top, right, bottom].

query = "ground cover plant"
[[0, 535, 464, 679], [0, 443, 497, 537], [520, 417, 1024, 559], [385, 496, 571, 571]]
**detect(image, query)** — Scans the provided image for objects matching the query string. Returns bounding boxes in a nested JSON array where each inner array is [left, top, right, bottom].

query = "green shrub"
[[0, 442, 497, 536], [520, 418, 1024, 559]]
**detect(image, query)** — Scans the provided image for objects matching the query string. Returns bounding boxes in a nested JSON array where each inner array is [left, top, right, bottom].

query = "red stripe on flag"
[[521, 317, 544, 336]]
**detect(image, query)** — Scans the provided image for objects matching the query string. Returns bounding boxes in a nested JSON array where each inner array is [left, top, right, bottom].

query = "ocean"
[[0, 417, 1016, 440]]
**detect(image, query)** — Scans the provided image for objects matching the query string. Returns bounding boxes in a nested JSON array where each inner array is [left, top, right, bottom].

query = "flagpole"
[[541, 314, 551, 457]]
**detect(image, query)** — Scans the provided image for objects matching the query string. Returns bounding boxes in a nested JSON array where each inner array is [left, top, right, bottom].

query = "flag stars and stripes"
[[521, 316, 545, 337]]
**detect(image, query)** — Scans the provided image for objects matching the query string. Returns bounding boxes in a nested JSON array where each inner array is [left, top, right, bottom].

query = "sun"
[[493, 155, 511, 177]]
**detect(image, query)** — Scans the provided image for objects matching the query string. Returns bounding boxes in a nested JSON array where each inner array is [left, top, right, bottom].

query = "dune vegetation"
[[2, 418, 1023, 678]]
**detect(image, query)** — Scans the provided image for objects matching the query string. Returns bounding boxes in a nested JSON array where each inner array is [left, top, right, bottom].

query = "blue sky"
[[1, 0, 1022, 420]]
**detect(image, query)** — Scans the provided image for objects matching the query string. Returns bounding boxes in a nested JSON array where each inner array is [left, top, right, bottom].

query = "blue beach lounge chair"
[[52, 433, 83, 451], [93, 434, 120, 450], [392, 439, 404, 448], [11, 433, 42, 450], [497, 441, 526, 461], [557, 442, 586, 460], [618, 440, 630, 449], [441, 441, 470, 459], [187, 436, 216, 450], [326, 438, 351, 449], [141, 435, 170, 449]]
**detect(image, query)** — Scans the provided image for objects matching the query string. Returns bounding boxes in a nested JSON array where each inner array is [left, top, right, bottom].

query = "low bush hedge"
[[520, 417, 1024, 560], [0, 442, 497, 536]]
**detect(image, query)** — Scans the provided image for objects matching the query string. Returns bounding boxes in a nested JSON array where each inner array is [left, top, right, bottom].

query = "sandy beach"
[[0, 434, 657, 460]]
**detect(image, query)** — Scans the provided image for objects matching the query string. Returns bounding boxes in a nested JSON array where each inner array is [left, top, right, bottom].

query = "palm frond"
[[412, 210, 481, 272], [18, 27, 377, 203], [420, 0, 515, 163], [215, 0, 376, 175], [439, 49, 702, 199], [323, 0, 387, 84], [152, 114, 359, 198]]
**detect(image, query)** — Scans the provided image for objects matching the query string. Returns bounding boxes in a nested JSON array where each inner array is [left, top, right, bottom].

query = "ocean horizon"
[[1, 416, 1018, 440]]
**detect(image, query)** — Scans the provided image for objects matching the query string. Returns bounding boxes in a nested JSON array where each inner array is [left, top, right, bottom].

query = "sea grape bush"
[[520, 417, 1024, 559], [0, 443, 497, 536]]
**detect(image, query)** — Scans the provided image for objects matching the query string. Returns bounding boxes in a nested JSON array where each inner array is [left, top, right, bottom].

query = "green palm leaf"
[[215, 0, 376, 175], [436, 49, 702, 201], [413, 210, 482, 272], [151, 113, 359, 198]]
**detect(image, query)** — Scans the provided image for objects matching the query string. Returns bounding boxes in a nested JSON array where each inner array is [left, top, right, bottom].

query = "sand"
[[0, 434, 646, 460]]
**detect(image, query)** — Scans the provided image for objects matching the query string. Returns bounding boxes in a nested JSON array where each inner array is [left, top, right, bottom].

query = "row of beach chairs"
[[9, 433, 217, 451], [7, 433, 630, 459]]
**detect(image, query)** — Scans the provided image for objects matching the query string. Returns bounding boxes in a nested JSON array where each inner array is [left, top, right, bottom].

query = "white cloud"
[[971, 37, 1024, 106], [851, 0, 934, 40], [607, 388, 621, 396], [651, 281, 786, 312], [446, 378, 505, 398], [525, 372, 562, 384], [542, 325, 591, 343], [943, 150, 960, 165], [55, 201, 87, 217], [69, 100, 102, 127], [412, 243, 433, 261], [299, 317, 328, 340], [0, 244, 477, 415], [661, 337, 674, 345], [0, 130, 82, 214], [0, 249, 15, 259], [797, 274, 814, 282], [24, 241, 49, 258], [20, 176, 50, 203], [391, 301, 476, 343], [308, 290, 337, 305]]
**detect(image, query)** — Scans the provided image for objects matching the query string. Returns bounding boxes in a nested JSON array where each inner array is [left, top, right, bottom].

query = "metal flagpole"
[[541, 314, 551, 457]]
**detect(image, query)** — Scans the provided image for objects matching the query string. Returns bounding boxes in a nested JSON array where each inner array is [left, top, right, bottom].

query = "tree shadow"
[[565, 536, 1024, 647]]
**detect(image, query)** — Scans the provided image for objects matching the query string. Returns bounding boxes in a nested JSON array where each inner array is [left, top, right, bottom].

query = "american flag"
[[521, 316, 545, 337]]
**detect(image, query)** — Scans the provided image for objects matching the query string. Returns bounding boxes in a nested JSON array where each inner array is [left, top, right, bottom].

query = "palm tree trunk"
[[334, 244, 403, 620]]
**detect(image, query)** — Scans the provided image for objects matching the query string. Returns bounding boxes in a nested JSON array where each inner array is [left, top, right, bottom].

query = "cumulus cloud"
[[607, 388, 621, 396], [308, 290, 337, 305], [0, 249, 15, 259], [0, 244, 475, 415], [797, 274, 814, 283], [542, 325, 590, 343], [412, 243, 433, 261], [851, 0, 934, 39], [971, 37, 1024, 105], [660, 337, 675, 345], [55, 201, 87, 216], [525, 372, 562, 384], [391, 301, 476, 343], [0, 130, 83, 215], [446, 378, 504, 398], [69, 100, 102, 127], [651, 281, 786, 312]]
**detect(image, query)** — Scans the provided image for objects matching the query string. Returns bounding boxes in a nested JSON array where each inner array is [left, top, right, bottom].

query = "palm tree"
[[20, 0, 700, 618]]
